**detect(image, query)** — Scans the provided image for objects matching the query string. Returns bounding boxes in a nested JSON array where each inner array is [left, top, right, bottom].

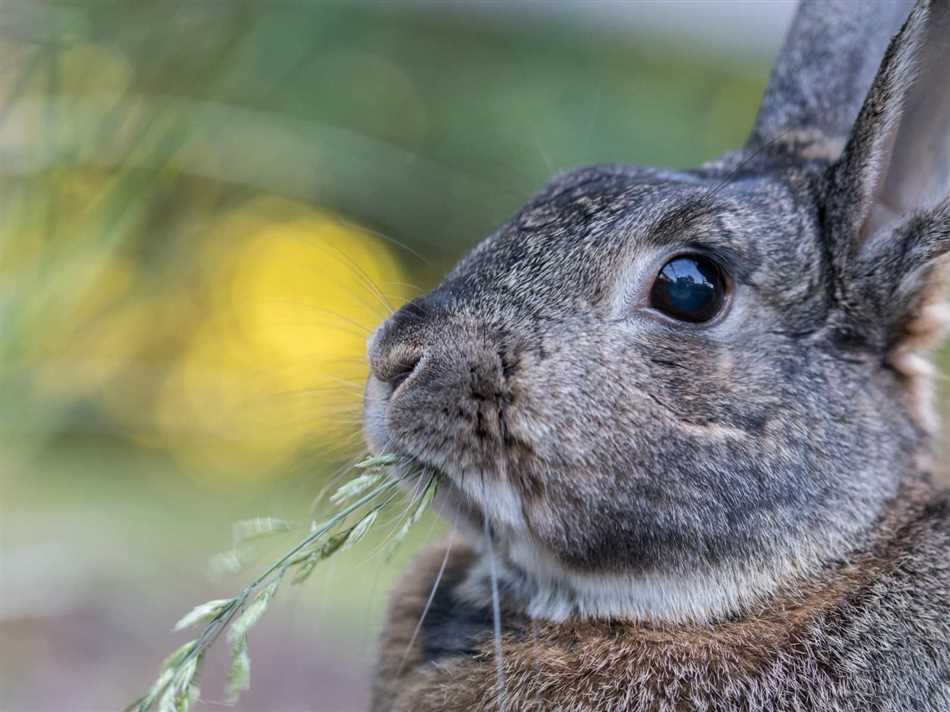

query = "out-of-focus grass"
[[0, 1, 874, 710], [0, 1, 769, 474], [3, 437, 438, 710]]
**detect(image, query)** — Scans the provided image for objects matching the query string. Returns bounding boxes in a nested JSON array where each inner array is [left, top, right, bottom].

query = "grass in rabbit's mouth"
[[127, 453, 438, 712]]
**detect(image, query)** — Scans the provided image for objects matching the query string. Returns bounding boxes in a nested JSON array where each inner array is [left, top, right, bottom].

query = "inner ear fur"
[[822, 0, 950, 427]]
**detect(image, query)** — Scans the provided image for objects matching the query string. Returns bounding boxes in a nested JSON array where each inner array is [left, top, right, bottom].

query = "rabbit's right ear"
[[821, 1, 950, 426], [826, 1, 950, 255]]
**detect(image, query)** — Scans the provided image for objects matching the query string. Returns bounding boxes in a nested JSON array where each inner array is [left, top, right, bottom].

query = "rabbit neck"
[[455, 473, 937, 625]]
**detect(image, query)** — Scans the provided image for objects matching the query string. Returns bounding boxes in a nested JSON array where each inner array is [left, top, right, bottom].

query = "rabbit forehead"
[[441, 164, 823, 314]]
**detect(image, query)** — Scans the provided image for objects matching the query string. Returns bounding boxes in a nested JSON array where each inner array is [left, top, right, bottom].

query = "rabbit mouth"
[[377, 441, 530, 537], [363, 365, 538, 534]]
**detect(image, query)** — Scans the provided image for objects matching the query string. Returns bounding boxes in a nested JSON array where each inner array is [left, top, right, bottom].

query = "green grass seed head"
[[130, 456, 437, 712]]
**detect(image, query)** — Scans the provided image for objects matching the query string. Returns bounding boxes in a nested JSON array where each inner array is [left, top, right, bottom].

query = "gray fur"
[[750, 0, 913, 151], [363, 1, 950, 708]]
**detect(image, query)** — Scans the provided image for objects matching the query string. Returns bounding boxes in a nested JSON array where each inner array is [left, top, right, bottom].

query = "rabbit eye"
[[649, 255, 727, 323]]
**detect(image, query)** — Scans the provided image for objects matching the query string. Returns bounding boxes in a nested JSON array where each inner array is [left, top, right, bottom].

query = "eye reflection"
[[649, 255, 726, 323]]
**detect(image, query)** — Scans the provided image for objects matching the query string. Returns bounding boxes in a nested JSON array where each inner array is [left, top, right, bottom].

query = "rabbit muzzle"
[[363, 299, 538, 533]]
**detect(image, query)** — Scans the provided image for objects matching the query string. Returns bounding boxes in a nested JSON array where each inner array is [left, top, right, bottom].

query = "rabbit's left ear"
[[826, 0, 950, 426]]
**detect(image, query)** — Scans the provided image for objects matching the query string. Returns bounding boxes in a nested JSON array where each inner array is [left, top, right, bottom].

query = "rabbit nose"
[[385, 355, 421, 390], [368, 301, 429, 393]]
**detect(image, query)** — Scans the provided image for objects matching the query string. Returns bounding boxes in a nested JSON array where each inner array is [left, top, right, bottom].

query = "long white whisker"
[[533, 135, 555, 175], [396, 530, 455, 676], [484, 514, 507, 712], [336, 217, 434, 268]]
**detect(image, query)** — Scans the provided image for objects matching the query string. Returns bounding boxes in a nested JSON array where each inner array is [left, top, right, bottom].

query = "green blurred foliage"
[[0, 2, 781, 710], [0, 1, 768, 476]]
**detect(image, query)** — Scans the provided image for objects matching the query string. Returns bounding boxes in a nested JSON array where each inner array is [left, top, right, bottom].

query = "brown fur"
[[374, 479, 950, 711]]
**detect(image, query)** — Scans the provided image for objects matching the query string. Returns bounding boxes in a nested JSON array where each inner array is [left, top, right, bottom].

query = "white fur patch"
[[455, 534, 798, 625], [431, 463, 834, 625]]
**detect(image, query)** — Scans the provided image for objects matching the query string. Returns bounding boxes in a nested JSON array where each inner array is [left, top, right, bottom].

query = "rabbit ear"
[[749, 0, 913, 156], [860, 0, 950, 231], [823, 1, 950, 428], [826, 0, 950, 263]]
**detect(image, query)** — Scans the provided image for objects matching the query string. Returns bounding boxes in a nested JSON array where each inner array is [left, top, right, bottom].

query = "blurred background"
[[7, 1, 928, 710]]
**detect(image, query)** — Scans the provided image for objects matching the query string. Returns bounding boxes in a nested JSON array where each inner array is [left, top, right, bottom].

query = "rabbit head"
[[363, 0, 950, 622]]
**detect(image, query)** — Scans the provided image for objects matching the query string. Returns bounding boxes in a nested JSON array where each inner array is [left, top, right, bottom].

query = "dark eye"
[[649, 255, 727, 323]]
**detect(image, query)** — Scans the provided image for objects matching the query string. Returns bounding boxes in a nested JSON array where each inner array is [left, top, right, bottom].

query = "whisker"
[[267, 383, 367, 397], [581, 76, 605, 159], [312, 239, 397, 316], [484, 513, 508, 712], [254, 301, 377, 335], [381, 281, 427, 294], [215, 385, 368, 415], [249, 320, 370, 340], [533, 135, 555, 175], [333, 216, 435, 268], [397, 530, 455, 676], [530, 619, 543, 709], [702, 127, 794, 200]]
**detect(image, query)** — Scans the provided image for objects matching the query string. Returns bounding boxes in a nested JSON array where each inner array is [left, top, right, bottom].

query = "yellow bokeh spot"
[[155, 198, 414, 478]]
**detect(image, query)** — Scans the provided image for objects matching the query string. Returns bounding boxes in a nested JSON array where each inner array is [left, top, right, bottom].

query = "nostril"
[[386, 355, 421, 392]]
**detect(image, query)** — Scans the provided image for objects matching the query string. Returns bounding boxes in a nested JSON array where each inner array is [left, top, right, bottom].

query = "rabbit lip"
[[404, 462, 520, 533], [404, 451, 529, 530], [379, 450, 473, 516]]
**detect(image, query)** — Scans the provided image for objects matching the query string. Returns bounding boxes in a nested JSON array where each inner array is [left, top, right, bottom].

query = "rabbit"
[[361, 1, 950, 710]]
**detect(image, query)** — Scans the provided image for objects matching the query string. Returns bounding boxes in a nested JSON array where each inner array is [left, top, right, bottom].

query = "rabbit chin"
[[397, 457, 795, 625]]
